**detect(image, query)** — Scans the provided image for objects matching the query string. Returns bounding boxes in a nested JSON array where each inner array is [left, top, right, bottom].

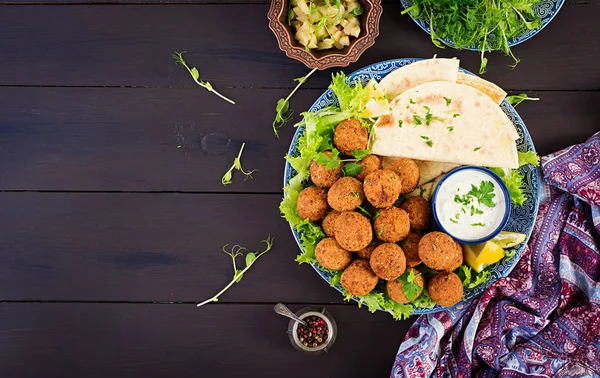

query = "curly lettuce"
[[490, 151, 540, 206]]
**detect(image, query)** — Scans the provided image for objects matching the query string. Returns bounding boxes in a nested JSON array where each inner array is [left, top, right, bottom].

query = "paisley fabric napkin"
[[391, 132, 600, 378]]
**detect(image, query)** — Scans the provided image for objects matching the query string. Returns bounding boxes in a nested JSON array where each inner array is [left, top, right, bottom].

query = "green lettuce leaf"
[[518, 151, 540, 167], [457, 265, 491, 289], [489, 150, 540, 206]]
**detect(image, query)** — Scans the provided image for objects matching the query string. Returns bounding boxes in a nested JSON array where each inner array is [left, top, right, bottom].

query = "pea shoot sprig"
[[197, 236, 274, 307], [222, 142, 257, 186], [172, 51, 235, 105], [273, 67, 318, 138]]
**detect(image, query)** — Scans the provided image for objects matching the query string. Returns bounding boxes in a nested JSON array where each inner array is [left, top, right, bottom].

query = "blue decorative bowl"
[[283, 58, 542, 315], [399, 0, 565, 51]]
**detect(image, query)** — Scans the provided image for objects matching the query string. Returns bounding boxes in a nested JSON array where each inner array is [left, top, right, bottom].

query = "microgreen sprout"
[[222, 142, 257, 186], [273, 67, 318, 138], [172, 52, 235, 105], [197, 236, 274, 307]]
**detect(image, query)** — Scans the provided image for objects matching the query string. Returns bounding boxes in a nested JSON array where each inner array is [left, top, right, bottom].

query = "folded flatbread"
[[379, 58, 459, 101], [372, 81, 519, 168], [457, 72, 506, 105]]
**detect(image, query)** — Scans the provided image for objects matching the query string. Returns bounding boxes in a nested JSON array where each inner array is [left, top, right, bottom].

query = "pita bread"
[[379, 58, 459, 101], [457, 72, 507, 105], [372, 81, 519, 168]]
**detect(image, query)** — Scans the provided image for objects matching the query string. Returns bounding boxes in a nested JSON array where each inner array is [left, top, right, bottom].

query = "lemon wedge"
[[356, 79, 391, 118], [463, 241, 505, 273], [491, 231, 527, 249]]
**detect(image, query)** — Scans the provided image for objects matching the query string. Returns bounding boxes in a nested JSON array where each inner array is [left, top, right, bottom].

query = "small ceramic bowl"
[[267, 0, 383, 70], [287, 307, 337, 355], [432, 166, 511, 245]]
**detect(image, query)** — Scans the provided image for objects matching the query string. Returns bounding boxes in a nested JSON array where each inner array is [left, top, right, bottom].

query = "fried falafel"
[[334, 118, 369, 156], [418, 231, 463, 271], [428, 271, 463, 307], [386, 158, 420, 194], [334, 211, 373, 251], [297, 186, 328, 221], [315, 237, 352, 270], [369, 243, 406, 280], [400, 196, 432, 231], [387, 268, 425, 304], [363, 170, 402, 208], [341, 259, 379, 297], [327, 177, 364, 212], [310, 151, 343, 188]]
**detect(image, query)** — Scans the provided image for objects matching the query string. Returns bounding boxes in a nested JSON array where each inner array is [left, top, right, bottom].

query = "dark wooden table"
[[1, 1, 599, 377]]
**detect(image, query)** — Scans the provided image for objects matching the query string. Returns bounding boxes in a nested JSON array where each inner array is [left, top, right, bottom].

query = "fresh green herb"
[[397, 270, 422, 301], [378, 225, 384, 237], [444, 97, 452, 106], [474, 146, 482, 152], [353, 191, 361, 200], [316, 149, 341, 170], [507, 93, 539, 107], [221, 143, 258, 185], [409, 98, 416, 104], [401, 0, 542, 73], [468, 181, 496, 208], [288, 9, 295, 25], [453, 113, 461, 118], [373, 211, 380, 220], [356, 205, 371, 217], [352, 148, 371, 160], [344, 162, 363, 177], [471, 222, 486, 227], [272, 68, 318, 138], [458, 265, 491, 289], [420, 135, 433, 147], [413, 114, 423, 126], [449, 218, 458, 224], [197, 236, 274, 307], [419, 187, 426, 196], [173, 51, 235, 105], [351, 5, 363, 16], [447, 126, 454, 132], [398, 120, 403, 128]]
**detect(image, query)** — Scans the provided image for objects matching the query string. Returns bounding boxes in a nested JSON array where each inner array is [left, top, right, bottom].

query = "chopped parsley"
[[409, 98, 416, 104], [474, 146, 482, 152], [471, 222, 486, 227], [413, 114, 423, 126], [420, 135, 433, 147], [444, 97, 452, 106], [449, 218, 458, 224], [453, 113, 461, 118], [447, 126, 454, 132], [468, 181, 496, 208], [378, 225, 384, 236], [398, 120, 403, 128]]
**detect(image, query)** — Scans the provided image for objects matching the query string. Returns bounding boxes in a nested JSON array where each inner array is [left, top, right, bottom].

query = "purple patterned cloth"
[[391, 132, 600, 378]]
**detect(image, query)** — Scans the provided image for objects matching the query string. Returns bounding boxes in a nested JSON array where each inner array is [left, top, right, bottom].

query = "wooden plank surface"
[[1, 88, 597, 192], [0, 4, 599, 90], [0, 303, 415, 378], [0, 192, 352, 303]]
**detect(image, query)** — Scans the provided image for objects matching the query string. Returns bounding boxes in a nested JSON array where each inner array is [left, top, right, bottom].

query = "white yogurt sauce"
[[434, 169, 507, 242]]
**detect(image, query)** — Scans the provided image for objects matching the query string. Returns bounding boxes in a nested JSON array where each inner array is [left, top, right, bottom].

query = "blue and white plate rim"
[[283, 57, 542, 315]]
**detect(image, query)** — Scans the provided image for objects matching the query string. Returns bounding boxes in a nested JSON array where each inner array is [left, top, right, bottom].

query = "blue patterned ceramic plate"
[[284, 58, 541, 315], [399, 0, 564, 51]]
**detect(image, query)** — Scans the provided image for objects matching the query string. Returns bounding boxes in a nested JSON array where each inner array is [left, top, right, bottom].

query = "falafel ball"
[[428, 271, 464, 307], [369, 243, 406, 280], [357, 242, 379, 260], [386, 158, 420, 194], [327, 177, 364, 212], [334, 118, 369, 156], [356, 154, 382, 182], [297, 186, 328, 222], [387, 268, 425, 304], [363, 170, 402, 208], [418, 231, 463, 271], [315, 237, 352, 270], [341, 259, 379, 297], [400, 196, 432, 231], [399, 232, 423, 267], [310, 151, 343, 188], [334, 211, 373, 251], [322, 210, 341, 237], [373, 207, 410, 243]]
